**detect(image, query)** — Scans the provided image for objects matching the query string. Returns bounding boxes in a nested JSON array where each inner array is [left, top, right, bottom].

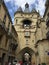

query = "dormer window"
[[23, 19, 32, 28]]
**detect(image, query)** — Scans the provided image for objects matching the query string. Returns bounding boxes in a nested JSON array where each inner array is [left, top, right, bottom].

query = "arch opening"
[[22, 19, 32, 28], [21, 47, 34, 65], [17, 47, 34, 64]]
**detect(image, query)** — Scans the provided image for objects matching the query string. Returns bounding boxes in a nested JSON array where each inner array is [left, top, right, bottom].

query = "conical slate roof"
[[16, 3, 38, 13], [17, 7, 23, 12]]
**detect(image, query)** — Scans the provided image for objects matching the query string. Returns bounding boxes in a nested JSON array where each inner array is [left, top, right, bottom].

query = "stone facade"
[[0, 0, 18, 65]]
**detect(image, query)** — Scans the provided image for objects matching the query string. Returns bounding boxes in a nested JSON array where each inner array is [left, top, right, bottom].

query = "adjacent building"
[[0, 0, 18, 65]]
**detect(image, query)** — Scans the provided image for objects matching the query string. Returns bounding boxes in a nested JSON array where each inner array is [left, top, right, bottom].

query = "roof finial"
[[25, 3, 29, 8]]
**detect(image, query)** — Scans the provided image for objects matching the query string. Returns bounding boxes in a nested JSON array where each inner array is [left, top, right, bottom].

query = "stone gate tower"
[[14, 3, 46, 65]]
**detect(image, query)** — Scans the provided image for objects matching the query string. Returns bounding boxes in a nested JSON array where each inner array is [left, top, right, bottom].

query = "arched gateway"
[[16, 47, 36, 65]]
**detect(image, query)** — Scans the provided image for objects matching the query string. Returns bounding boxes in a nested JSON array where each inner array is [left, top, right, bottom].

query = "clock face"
[[25, 32, 29, 36]]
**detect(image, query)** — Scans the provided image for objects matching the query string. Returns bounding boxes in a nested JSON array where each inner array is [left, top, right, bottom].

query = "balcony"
[[0, 19, 7, 34], [46, 18, 49, 27], [46, 31, 49, 39]]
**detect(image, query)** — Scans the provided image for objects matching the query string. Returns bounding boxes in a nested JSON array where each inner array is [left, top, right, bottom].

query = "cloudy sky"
[[4, 0, 46, 23]]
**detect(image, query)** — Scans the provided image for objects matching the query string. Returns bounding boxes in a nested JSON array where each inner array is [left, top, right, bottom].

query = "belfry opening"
[[16, 47, 35, 65], [23, 19, 32, 25], [22, 19, 32, 28]]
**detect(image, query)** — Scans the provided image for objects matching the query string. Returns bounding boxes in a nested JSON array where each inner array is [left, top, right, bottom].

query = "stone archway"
[[21, 47, 34, 63], [16, 47, 36, 65]]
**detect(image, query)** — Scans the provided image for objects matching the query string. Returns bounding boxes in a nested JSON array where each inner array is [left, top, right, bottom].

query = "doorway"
[[18, 47, 34, 65], [22, 52, 31, 65], [1, 53, 6, 65]]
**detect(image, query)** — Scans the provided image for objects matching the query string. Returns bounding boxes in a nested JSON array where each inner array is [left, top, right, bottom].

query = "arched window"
[[23, 19, 32, 28]]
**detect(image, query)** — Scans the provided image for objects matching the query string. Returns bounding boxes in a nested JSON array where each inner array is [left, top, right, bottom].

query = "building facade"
[[0, 0, 18, 65], [0, 0, 49, 65]]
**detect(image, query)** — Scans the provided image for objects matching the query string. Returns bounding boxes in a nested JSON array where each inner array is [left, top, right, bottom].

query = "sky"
[[4, 0, 46, 23]]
